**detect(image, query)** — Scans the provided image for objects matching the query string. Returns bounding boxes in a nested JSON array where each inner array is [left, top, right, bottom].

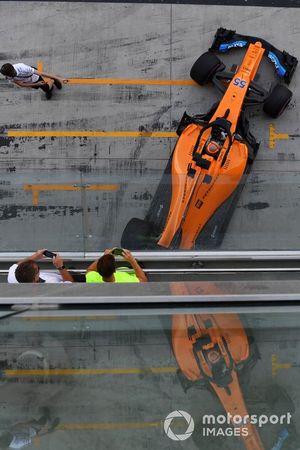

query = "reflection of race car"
[[167, 283, 298, 450], [172, 313, 263, 450], [172, 312, 299, 450], [121, 29, 298, 250]]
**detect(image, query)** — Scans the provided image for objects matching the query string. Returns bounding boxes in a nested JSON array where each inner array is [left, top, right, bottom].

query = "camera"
[[43, 250, 57, 258], [111, 247, 124, 256]]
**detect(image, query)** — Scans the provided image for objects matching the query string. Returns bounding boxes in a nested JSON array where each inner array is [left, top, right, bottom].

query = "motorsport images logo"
[[164, 410, 194, 441]]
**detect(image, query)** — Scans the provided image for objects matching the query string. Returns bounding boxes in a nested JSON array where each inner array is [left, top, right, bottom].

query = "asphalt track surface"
[[0, 1, 300, 254]]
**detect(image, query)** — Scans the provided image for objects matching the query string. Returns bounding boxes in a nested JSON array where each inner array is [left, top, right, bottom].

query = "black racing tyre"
[[263, 84, 292, 118], [121, 218, 156, 250], [190, 52, 223, 85]]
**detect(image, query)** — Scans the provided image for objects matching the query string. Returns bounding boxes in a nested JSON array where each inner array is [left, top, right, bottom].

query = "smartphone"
[[111, 247, 124, 256], [43, 250, 57, 258]]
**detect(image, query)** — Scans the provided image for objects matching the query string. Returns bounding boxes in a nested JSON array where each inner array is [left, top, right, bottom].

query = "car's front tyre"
[[190, 52, 224, 85]]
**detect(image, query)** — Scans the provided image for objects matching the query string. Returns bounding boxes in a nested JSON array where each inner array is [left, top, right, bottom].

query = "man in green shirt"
[[86, 249, 148, 283]]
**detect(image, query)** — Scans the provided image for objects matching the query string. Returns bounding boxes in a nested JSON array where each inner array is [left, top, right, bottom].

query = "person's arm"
[[34, 69, 66, 83], [13, 80, 44, 88], [52, 254, 74, 282], [86, 260, 98, 273], [17, 249, 47, 265], [122, 249, 148, 282]]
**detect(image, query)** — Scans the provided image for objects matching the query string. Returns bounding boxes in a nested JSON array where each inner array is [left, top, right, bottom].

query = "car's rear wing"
[[210, 28, 298, 84]]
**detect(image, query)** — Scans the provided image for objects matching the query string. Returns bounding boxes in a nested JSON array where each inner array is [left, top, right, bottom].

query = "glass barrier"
[[0, 302, 299, 450]]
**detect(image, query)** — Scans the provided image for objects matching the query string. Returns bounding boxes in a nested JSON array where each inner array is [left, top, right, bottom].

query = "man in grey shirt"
[[0, 63, 65, 99]]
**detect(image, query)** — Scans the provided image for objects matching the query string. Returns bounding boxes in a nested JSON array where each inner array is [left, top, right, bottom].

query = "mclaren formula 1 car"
[[121, 28, 298, 250]]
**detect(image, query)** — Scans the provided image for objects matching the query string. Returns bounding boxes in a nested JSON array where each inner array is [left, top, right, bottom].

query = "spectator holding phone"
[[86, 248, 148, 283], [7, 249, 74, 283]]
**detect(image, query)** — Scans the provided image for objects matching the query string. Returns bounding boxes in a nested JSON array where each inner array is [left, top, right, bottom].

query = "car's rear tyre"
[[263, 84, 292, 118], [190, 52, 223, 85], [121, 218, 157, 249]]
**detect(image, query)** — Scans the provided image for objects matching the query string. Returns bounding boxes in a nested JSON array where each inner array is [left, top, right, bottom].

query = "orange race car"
[[121, 29, 298, 250]]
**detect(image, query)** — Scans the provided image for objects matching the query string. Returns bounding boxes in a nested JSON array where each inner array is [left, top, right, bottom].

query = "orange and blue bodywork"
[[158, 42, 265, 249], [121, 29, 297, 250]]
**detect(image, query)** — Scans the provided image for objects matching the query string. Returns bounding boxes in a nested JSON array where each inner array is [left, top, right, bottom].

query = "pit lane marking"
[[9, 130, 177, 138], [58, 420, 162, 431], [5, 366, 177, 377], [65, 78, 196, 86], [23, 183, 120, 206], [272, 354, 292, 377], [37, 61, 43, 72], [269, 124, 289, 149], [21, 315, 118, 321], [37, 60, 196, 86]]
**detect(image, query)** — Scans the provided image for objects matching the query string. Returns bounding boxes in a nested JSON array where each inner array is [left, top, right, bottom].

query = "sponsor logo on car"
[[219, 40, 247, 52]]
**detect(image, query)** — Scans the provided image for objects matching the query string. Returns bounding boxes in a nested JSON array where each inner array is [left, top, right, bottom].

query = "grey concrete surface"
[[0, 2, 299, 253], [0, 311, 299, 449]]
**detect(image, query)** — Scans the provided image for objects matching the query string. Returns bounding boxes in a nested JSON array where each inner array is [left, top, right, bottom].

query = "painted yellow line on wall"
[[65, 78, 196, 86], [269, 124, 289, 149], [5, 367, 177, 377], [9, 130, 177, 138], [58, 421, 162, 431], [24, 183, 120, 206], [271, 354, 292, 378]]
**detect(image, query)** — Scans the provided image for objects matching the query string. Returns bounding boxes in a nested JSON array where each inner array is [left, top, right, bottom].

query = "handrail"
[[1, 280, 300, 306], [1, 267, 300, 274], [0, 250, 300, 262]]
